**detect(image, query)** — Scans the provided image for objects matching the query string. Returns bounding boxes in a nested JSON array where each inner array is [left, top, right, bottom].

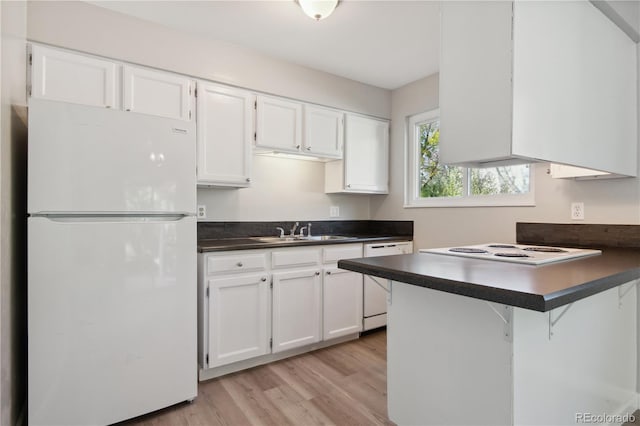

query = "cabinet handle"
[[306, 146, 312, 151], [236, 262, 243, 267], [315, 271, 320, 276], [346, 184, 352, 188], [125, 108, 131, 112], [261, 277, 267, 282], [246, 178, 251, 182], [296, 145, 301, 149], [105, 105, 111, 109], [326, 271, 332, 275]]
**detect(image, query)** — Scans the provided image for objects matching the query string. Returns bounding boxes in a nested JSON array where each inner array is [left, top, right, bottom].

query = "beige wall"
[[1, 1, 28, 424], [27, 0, 388, 222], [370, 70, 640, 249]]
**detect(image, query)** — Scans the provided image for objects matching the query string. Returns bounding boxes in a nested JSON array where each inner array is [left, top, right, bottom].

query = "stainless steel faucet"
[[299, 226, 307, 237], [276, 227, 285, 238], [290, 222, 299, 236], [307, 222, 312, 237]]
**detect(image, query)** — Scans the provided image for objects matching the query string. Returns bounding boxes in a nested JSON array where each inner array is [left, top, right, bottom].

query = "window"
[[405, 110, 534, 207]]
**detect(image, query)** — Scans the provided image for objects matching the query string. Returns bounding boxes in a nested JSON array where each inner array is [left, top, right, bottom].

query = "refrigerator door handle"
[[32, 213, 195, 223]]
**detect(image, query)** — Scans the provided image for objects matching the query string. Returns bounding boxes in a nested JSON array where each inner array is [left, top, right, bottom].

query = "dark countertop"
[[337, 248, 640, 312], [198, 236, 413, 252]]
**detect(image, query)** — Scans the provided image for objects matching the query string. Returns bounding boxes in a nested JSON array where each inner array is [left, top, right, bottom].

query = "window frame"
[[404, 109, 535, 208]]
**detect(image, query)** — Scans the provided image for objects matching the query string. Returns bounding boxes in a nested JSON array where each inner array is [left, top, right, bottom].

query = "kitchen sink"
[[250, 235, 352, 243], [251, 236, 303, 243], [302, 235, 352, 241]]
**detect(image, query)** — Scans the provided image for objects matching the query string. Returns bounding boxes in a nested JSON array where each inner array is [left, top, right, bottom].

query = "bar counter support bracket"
[[485, 302, 512, 341], [548, 303, 574, 340], [618, 280, 638, 308], [368, 276, 393, 304]]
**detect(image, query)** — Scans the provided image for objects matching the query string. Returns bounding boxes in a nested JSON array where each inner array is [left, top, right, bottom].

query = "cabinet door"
[[344, 114, 389, 193], [197, 82, 252, 187], [255, 95, 302, 153], [272, 268, 322, 353], [123, 65, 193, 121], [323, 267, 363, 340], [30, 44, 118, 109], [207, 273, 271, 368], [303, 105, 343, 158]]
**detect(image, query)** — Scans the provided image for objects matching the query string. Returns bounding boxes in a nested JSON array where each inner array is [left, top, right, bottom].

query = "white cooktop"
[[420, 243, 602, 265]]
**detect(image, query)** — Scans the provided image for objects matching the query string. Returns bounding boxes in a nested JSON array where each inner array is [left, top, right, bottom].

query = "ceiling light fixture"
[[297, 0, 339, 21]]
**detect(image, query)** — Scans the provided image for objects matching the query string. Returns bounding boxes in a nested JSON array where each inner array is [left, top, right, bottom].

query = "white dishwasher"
[[363, 241, 413, 330]]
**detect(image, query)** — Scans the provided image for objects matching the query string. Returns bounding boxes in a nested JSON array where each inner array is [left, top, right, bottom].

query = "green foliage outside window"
[[419, 121, 462, 197], [418, 120, 530, 198]]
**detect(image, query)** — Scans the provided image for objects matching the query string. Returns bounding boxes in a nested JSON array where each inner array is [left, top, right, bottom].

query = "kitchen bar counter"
[[338, 248, 640, 312], [345, 223, 640, 426]]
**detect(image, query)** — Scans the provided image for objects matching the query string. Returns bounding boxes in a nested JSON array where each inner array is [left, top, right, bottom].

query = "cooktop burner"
[[420, 243, 602, 265], [494, 253, 530, 258], [522, 247, 567, 253], [449, 248, 489, 254]]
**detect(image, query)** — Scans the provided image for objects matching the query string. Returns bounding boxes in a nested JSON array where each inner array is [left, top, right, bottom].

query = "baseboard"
[[198, 333, 359, 382]]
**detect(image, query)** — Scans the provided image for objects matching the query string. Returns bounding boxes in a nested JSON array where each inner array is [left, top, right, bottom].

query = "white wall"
[[26, 1, 390, 118], [197, 155, 371, 221], [27, 0, 390, 222], [0, 1, 27, 424], [370, 69, 640, 249]]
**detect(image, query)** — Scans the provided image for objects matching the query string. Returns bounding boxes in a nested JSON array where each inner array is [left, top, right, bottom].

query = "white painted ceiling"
[[89, 1, 440, 90]]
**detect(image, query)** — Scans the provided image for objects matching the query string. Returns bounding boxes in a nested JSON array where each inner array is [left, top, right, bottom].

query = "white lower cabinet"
[[272, 268, 322, 353], [199, 242, 364, 377], [207, 273, 270, 368], [322, 244, 363, 339], [323, 267, 363, 339]]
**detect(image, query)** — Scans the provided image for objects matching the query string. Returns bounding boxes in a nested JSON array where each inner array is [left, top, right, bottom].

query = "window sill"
[[404, 194, 535, 208]]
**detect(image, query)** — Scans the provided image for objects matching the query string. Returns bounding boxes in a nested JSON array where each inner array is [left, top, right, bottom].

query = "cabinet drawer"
[[206, 252, 267, 275], [272, 248, 321, 269], [323, 244, 363, 263]]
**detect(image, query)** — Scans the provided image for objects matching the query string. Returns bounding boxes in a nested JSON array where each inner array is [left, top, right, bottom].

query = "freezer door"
[[28, 99, 196, 214], [28, 216, 197, 426]]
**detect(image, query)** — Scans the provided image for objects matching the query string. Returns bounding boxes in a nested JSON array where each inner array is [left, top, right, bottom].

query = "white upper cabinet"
[[255, 95, 302, 153], [30, 44, 118, 109], [196, 82, 252, 187], [325, 113, 389, 194], [123, 65, 193, 121], [303, 105, 343, 159], [439, 1, 637, 177]]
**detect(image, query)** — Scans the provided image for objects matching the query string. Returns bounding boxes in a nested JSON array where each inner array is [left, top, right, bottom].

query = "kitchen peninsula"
[[338, 223, 640, 426]]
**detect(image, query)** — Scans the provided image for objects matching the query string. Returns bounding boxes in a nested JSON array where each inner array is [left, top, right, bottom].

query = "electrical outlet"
[[197, 205, 207, 219], [571, 202, 584, 220], [329, 206, 340, 217]]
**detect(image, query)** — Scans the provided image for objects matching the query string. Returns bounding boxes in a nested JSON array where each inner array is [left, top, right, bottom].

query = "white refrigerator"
[[27, 99, 197, 425]]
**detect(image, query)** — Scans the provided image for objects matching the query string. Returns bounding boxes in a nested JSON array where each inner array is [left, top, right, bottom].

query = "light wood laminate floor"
[[121, 330, 392, 426]]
